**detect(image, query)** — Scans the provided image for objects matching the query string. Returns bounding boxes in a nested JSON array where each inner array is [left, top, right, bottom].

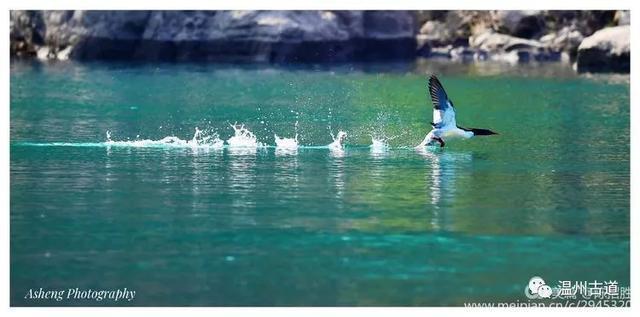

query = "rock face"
[[576, 25, 630, 73], [539, 26, 584, 59], [10, 11, 44, 58], [468, 30, 559, 63], [469, 30, 544, 52], [10, 10, 630, 72], [614, 10, 630, 26], [10, 10, 416, 62]]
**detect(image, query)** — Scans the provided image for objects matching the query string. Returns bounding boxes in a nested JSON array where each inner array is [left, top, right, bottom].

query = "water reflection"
[[368, 145, 388, 191], [189, 147, 223, 216], [328, 151, 346, 204], [275, 147, 298, 157], [417, 148, 472, 229], [413, 58, 580, 78], [329, 147, 345, 158], [226, 147, 258, 226], [227, 146, 258, 156], [274, 148, 299, 197]]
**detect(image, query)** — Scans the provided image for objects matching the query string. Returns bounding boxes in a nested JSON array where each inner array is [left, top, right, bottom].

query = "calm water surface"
[[10, 60, 629, 306]]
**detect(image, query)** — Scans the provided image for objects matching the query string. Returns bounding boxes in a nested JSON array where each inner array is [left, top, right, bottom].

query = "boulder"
[[576, 25, 630, 73], [491, 10, 544, 38], [539, 26, 584, 59], [36, 46, 53, 60], [418, 20, 452, 47], [447, 11, 493, 38], [415, 11, 489, 58], [469, 30, 560, 63], [541, 11, 616, 38], [469, 29, 545, 52], [416, 20, 454, 57]]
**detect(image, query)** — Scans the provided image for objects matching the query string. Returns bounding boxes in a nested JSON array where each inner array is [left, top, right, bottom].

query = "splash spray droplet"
[[226, 123, 263, 148]]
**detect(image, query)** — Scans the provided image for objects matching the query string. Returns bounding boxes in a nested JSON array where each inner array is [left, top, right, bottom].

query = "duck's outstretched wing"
[[429, 75, 457, 129]]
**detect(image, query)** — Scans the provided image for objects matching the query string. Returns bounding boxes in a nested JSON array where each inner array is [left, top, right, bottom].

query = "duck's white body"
[[419, 127, 473, 147]]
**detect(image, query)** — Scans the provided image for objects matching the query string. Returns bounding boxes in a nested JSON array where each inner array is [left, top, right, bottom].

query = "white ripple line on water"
[[12, 141, 429, 151]]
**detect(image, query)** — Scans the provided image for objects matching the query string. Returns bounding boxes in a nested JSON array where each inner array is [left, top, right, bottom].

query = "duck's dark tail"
[[458, 126, 498, 136]]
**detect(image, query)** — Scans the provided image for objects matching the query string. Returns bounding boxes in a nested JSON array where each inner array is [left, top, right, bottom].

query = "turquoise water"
[[10, 61, 629, 306]]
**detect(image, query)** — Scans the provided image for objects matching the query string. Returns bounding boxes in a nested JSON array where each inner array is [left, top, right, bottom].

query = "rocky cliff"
[[10, 11, 416, 63], [10, 10, 630, 73]]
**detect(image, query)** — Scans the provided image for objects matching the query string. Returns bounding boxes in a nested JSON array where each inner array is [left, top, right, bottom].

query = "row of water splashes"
[[104, 122, 390, 153]]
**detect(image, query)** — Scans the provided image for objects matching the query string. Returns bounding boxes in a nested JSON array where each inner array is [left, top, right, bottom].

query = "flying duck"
[[418, 75, 498, 148]]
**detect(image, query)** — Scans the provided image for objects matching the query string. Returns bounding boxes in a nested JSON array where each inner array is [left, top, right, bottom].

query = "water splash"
[[227, 123, 264, 148], [191, 127, 224, 148], [370, 137, 389, 153], [15, 123, 421, 152], [328, 131, 347, 153], [274, 121, 298, 147], [274, 134, 298, 148], [274, 121, 299, 155]]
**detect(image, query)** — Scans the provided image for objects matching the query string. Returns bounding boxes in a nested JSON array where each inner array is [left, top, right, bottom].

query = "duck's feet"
[[433, 137, 445, 148]]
